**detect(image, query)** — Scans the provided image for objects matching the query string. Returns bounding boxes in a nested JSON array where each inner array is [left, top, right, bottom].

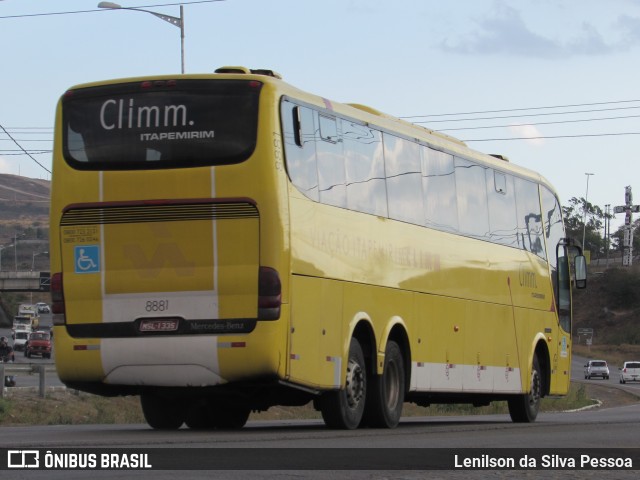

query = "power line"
[[0, 139, 52, 142], [401, 99, 640, 120], [4, 97, 640, 150], [463, 132, 640, 142], [0, 1, 225, 20], [0, 151, 51, 155], [2, 127, 52, 131], [413, 105, 640, 124], [437, 114, 640, 132], [0, 124, 51, 173]]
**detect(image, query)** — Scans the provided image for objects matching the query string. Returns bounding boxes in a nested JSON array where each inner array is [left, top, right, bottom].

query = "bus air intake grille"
[[60, 199, 259, 226]]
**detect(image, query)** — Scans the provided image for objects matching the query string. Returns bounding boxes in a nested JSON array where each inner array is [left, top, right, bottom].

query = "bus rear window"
[[62, 79, 262, 170]]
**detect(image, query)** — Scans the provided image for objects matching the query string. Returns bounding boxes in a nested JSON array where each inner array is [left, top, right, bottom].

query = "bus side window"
[[281, 102, 319, 201], [292, 106, 303, 147], [316, 114, 347, 208], [515, 177, 546, 260], [422, 147, 458, 233], [319, 115, 339, 143], [455, 157, 490, 240], [487, 170, 518, 247], [344, 121, 387, 216], [384, 134, 423, 225]]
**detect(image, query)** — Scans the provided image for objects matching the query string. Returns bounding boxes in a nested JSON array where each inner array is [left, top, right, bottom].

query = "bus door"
[[550, 243, 573, 394]]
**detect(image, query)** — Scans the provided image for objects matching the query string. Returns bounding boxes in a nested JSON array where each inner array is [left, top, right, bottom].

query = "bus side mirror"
[[574, 255, 587, 289]]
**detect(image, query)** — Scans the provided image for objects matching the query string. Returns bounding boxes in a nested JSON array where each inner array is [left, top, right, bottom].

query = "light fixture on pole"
[[98, 2, 185, 74], [32, 251, 48, 272], [582, 172, 594, 251]]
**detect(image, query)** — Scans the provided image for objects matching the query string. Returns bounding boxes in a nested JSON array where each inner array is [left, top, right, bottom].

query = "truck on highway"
[[12, 316, 33, 336], [16, 304, 39, 329]]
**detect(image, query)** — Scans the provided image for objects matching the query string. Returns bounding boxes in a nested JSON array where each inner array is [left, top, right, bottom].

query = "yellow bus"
[[50, 66, 586, 430]]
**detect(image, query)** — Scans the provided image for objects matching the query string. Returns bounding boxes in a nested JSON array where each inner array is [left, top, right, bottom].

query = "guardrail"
[[1, 363, 58, 399]]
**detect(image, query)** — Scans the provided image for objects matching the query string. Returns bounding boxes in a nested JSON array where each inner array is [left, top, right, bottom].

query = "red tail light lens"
[[51, 272, 65, 314], [258, 267, 281, 320]]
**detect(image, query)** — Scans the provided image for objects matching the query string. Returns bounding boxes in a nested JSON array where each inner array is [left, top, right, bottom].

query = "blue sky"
[[2, 0, 640, 233]]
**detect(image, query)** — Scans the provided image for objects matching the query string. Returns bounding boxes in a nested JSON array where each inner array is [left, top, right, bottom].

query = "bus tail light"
[[258, 267, 281, 320], [51, 272, 66, 324]]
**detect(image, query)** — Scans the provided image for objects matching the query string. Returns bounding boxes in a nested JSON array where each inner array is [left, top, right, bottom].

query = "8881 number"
[[145, 300, 169, 312]]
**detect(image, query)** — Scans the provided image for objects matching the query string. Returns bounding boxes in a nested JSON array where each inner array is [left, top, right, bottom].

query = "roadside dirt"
[[580, 381, 640, 409]]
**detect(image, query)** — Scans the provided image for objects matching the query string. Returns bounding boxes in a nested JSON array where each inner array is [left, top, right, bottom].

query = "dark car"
[[24, 331, 52, 359]]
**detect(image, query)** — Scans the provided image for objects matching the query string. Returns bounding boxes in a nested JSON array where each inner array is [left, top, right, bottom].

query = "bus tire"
[[185, 400, 214, 430], [508, 355, 542, 423], [210, 404, 251, 429], [141, 393, 184, 430], [319, 337, 366, 429], [363, 340, 405, 428]]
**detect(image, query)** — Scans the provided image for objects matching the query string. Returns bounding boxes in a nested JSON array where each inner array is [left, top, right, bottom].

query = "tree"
[[611, 218, 640, 256], [562, 197, 606, 255]]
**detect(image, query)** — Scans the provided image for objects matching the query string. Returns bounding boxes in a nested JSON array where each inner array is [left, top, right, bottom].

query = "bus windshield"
[[62, 79, 262, 170]]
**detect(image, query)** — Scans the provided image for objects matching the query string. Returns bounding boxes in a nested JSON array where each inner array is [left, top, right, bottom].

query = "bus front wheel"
[[363, 340, 405, 428], [318, 338, 366, 429], [508, 355, 542, 423]]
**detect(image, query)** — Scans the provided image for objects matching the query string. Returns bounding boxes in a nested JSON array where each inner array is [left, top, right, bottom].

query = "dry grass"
[[0, 390, 145, 426], [0, 381, 607, 427]]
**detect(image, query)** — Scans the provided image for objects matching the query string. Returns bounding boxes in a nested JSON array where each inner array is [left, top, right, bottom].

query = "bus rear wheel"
[[185, 399, 251, 430], [363, 340, 405, 428], [141, 393, 185, 430], [318, 338, 366, 429], [508, 355, 542, 423]]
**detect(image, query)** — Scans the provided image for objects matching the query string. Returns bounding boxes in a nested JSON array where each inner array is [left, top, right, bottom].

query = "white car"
[[619, 361, 640, 384], [36, 302, 51, 314], [13, 331, 30, 352], [584, 360, 610, 380]]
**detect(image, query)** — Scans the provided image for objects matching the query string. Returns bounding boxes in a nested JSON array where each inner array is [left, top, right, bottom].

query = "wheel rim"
[[345, 358, 365, 409], [384, 360, 400, 409], [529, 367, 541, 408]]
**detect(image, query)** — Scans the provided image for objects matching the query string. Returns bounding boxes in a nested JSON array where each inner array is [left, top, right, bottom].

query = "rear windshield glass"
[[591, 361, 607, 367], [62, 79, 262, 170], [625, 362, 640, 369], [30, 333, 50, 341]]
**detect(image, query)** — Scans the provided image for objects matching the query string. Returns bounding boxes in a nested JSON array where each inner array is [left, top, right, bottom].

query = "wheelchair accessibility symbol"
[[74, 245, 100, 274]]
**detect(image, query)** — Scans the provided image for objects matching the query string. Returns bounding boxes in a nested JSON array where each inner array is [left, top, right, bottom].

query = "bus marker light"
[[218, 342, 246, 348], [73, 345, 100, 351]]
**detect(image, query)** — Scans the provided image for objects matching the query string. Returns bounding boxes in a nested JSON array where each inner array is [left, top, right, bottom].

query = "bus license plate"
[[139, 319, 179, 333]]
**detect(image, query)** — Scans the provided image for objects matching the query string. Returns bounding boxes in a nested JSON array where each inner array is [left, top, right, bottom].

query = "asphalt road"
[[1, 330, 639, 479], [1, 404, 639, 479]]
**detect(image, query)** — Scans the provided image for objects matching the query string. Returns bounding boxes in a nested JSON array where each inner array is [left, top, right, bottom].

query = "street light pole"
[[0, 244, 13, 272], [32, 251, 48, 272], [582, 172, 594, 251], [605, 204, 610, 268], [98, 2, 185, 74]]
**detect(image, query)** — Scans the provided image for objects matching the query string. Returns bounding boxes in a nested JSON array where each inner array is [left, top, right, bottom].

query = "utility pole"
[[613, 186, 640, 266], [582, 173, 594, 251], [605, 204, 610, 268]]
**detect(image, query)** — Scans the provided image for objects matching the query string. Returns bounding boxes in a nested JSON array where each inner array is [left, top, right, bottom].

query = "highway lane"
[[2, 313, 65, 389], [1, 405, 639, 479], [1, 347, 638, 479], [1, 403, 640, 449], [573, 354, 640, 397]]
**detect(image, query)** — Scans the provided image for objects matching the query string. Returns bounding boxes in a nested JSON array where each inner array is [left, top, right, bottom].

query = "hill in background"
[[0, 173, 50, 246], [573, 266, 640, 345]]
